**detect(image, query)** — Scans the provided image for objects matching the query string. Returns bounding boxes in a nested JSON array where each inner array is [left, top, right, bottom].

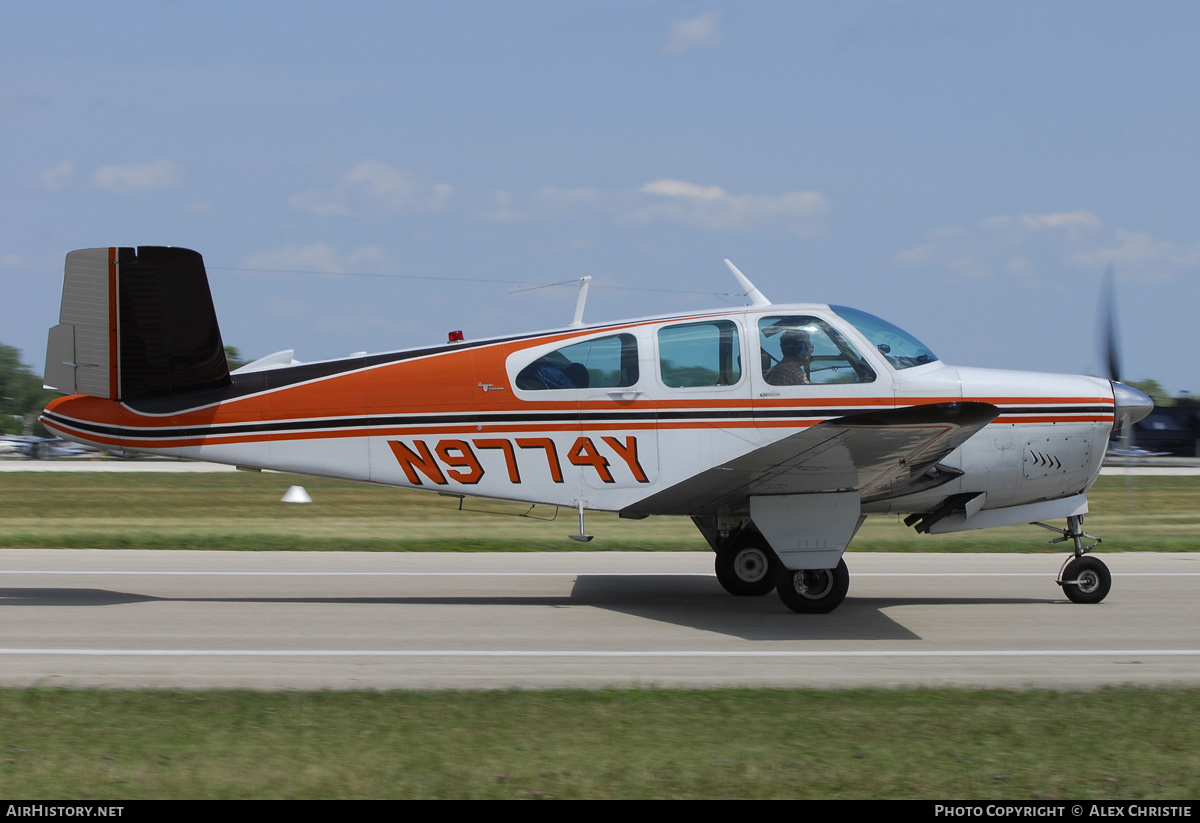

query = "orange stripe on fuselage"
[[994, 415, 1113, 424]]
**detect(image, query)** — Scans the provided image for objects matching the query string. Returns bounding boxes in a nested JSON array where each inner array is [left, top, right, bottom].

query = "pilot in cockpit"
[[767, 329, 813, 385]]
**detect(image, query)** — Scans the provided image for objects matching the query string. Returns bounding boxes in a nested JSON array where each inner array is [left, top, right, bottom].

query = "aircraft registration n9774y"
[[39, 247, 1154, 614]]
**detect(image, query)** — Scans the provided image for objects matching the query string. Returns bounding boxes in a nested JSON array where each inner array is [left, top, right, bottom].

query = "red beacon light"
[[447, 330, 464, 343]]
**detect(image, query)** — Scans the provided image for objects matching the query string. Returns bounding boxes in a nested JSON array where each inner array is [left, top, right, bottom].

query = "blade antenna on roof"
[[724, 259, 772, 307], [569, 276, 592, 328]]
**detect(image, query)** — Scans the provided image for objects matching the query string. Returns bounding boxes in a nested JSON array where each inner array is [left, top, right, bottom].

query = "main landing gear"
[[712, 528, 850, 613], [714, 532, 779, 597], [1045, 514, 1112, 604], [775, 559, 850, 614]]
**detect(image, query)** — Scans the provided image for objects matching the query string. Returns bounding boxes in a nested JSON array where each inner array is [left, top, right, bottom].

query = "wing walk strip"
[[42, 403, 1114, 446], [0, 649, 1197, 658]]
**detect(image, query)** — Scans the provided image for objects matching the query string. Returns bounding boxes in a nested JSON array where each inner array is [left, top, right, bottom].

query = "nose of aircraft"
[[1112, 381, 1154, 426]]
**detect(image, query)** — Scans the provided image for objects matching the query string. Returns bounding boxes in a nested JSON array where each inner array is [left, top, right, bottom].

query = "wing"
[[623, 401, 998, 517]]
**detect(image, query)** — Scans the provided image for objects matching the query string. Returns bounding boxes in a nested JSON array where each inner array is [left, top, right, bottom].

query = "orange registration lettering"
[[567, 436, 614, 484], [435, 439, 484, 484], [389, 435, 646, 486], [388, 440, 448, 485]]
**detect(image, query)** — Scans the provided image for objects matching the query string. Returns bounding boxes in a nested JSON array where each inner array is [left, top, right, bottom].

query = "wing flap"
[[623, 402, 998, 516]]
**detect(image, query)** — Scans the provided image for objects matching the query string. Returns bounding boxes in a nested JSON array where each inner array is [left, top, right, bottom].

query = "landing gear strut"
[[1044, 514, 1111, 604]]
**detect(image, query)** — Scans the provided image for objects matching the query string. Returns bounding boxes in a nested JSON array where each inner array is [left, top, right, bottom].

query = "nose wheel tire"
[[715, 542, 778, 596], [1060, 556, 1111, 604], [775, 559, 850, 614]]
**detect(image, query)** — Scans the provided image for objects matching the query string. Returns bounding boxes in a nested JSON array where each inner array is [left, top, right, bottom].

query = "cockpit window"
[[830, 305, 938, 370], [658, 320, 741, 388], [515, 333, 638, 391], [758, 316, 876, 385]]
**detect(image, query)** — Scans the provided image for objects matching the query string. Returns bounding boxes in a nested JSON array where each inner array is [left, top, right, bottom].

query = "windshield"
[[830, 305, 938, 370]]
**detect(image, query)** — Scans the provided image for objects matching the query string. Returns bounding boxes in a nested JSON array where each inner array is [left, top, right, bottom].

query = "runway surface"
[[2, 550, 1199, 690]]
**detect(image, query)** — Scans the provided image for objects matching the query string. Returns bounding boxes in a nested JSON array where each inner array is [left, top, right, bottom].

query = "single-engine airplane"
[[39, 247, 1153, 613]]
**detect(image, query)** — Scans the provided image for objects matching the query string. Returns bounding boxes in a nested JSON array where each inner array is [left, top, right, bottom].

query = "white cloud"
[[663, 11, 723, 55], [981, 210, 1102, 240], [629, 178, 828, 235], [480, 178, 828, 235], [479, 187, 603, 223], [185, 200, 217, 215], [894, 211, 1199, 283], [640, 179, 726, 199], [242, 243, 391, 275], [289, 161, 453, 217], [530, 186, 606, 216], [39, 161, 74, 192], [479, 190, 521, 222], [1067, 230, 1200, 282], [90, 159, 185, 194]]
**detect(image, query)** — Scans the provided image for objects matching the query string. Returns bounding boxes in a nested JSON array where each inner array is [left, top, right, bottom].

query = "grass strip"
[[0, 471, 1196, 552], [2, 687, 1198, 799]]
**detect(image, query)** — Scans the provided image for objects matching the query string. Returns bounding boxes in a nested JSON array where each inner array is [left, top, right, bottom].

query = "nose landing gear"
[[1059, 555, 1112, 604], [1040, 514, 1112, 604]]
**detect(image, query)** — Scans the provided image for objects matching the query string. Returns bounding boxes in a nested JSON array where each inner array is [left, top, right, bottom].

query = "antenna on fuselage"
[[724, 259, 772, 307], [569, 276, 592, 328]]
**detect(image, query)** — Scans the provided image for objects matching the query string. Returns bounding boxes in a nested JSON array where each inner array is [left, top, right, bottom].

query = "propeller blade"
[[1100, 264, 1122, 384], [1100, 266, 1155, 456]]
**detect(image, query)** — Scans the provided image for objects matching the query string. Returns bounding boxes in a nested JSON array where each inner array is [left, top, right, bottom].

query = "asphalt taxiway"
[[1, 549, 1198, 690]]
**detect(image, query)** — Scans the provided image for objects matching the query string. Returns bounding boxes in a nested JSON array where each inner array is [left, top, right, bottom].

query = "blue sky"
[[3, 1, 1198, 393]]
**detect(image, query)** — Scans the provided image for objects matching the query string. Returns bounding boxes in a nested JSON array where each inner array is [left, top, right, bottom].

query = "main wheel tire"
[[1060, 556, 1111, 604], [715, 541, 778, 596], [775, 559, 850, 614]]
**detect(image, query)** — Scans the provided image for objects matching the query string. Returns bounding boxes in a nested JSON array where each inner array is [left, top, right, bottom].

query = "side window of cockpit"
[[658, 320, 742, 388], [758, 316, 876, 386], [515, 333, 639, 391]]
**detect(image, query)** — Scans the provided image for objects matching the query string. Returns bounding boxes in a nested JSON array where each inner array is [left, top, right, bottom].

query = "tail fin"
[[44, 247, 230, 400]]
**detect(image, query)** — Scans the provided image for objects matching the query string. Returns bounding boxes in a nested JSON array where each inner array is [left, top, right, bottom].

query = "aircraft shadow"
[[0, 588, 160, 606], [567, 576, 1054, 640], [0, 580, 1059, 641]]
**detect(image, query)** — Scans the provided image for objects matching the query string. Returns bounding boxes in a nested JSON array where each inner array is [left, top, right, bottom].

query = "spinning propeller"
[[1100, 265, 1154, 454]]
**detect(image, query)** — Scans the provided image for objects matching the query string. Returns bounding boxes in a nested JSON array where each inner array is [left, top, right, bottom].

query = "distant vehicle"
[[1116, 411, 1198, 457], [40, 246, 1153, 613], [1106, 444, 1170, 458], [0, 435, 91, 459]]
